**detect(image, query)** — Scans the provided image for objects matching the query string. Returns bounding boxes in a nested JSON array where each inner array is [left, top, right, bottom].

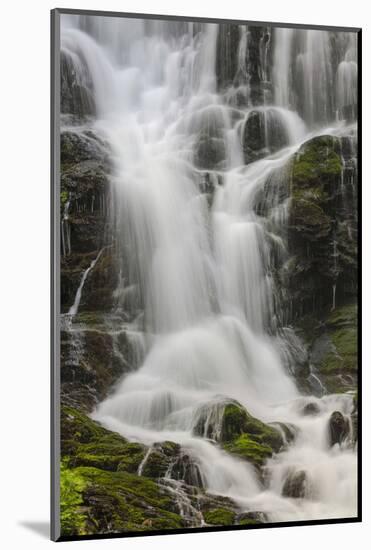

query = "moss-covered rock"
[[204, 507, 236, 526], [61, 406, 146, 472], [60, 464, 185, 536], [140, 442, 180, 479], [194, 399, 283, 470], [220, 402, 283, 451], [307, 304, 358, 394], [286, 134, 357, 319], [223, 433, 274, 468], [236, 511, 266, 525]]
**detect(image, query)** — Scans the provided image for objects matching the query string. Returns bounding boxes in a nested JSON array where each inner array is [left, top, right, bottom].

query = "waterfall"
[[61, 15, 357, 524]]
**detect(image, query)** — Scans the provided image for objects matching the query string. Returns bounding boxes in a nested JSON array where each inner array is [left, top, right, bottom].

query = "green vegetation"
[[60, 464, 185, 536], [221, 402, 283, 451], [223, 433, 274, 468], [204, 508, 236, 526], [320, 305, 357, 377], [60, 461, 87, 536], [292, 136, 342, 188], [60, 406, 186, 536]]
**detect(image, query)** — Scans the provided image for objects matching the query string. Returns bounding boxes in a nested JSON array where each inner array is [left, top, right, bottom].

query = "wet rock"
[[141, 442, 180, 479], [193, 399, 283, 470], [61, 130, 109, 166], [203, 507, 236, 526], [194, 137, 226, 170], [302, 304, 358, 394], [286, 135, 357, 318], [170, 453, 204, 489], [60, 322, 131, 412], [270, 422, 298, 444], [302, 402, 320, 416], [79, 247, 118, 312], [192, 107, 227, 170], [242, 109, 290, 164], [328, 411, 350, 446], [282, 469, 307, 498], [236, 511, 267, 525]]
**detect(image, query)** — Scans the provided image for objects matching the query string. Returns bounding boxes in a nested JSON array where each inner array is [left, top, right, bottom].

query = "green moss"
[[61, 190, 69, 208], [290, 135, 342, 243], [140, 450, 171, 479], [327, 304, 357, 327], [223, 434, 274, 468], [60, 461, 88, 536], [79, 466, 184, 531], [292, 136, 342, 188], [61, 406, 146, 474], [60, 463, 185, 536], [320, 305, 357, 377], [221, 403, 282, 452], [321, 327, 357, 374], [60, 406, 186, 535], [204, 508, 236, 526], [238, 518, 260, 525], [74, 441, 145, 474]]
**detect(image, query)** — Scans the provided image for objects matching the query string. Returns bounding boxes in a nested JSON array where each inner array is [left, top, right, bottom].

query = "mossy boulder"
[[204, 507, 236, 526], [194, 399, 283, 470], [220, 402, 283, 451], [223, 433, 275, 468]]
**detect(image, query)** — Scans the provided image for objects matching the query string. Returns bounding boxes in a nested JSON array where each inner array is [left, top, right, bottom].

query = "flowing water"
[[61, 16, 358, 523]]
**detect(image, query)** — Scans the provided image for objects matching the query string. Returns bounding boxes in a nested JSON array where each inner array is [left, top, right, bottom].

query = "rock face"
[[216, 25, 272, 106], [328, 411, 350, 446], [61, 50, 96, 121], [60, 73, 125, 415], [287, 135, 357, 317], [60, 315, 132, 412], [280, 134, 358, 396]]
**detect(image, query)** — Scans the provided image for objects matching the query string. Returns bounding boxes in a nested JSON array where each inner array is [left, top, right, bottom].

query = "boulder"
[[302, 402, 320, 416], [282, 469, 307, 498], [328, 411, 350, 446]]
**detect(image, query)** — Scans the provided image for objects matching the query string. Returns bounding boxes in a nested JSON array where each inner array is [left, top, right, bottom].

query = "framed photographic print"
[[51, 8, 361, 542]]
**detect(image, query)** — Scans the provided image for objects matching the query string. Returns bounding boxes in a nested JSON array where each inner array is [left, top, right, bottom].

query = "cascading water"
[[61, 15, 357, 523]]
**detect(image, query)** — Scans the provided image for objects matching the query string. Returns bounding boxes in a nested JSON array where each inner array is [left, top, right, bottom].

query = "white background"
[[0, 0, 368, 548]]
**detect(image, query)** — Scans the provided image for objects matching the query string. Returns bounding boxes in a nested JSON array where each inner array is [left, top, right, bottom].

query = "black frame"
[[51, 7, 362, 542]]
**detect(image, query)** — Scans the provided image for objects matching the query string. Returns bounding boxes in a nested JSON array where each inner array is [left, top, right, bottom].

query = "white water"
[[62, 17, 357, 523]]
